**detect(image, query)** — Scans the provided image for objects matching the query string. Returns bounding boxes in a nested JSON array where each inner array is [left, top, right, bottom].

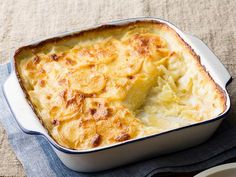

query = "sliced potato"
[[70, 70, 106, 94]]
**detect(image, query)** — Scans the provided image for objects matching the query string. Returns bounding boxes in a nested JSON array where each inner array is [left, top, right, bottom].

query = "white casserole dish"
[[3, 17, 232, 172]]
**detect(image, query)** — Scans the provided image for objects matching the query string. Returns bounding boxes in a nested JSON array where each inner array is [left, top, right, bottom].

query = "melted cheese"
[[16, 22, 226, 150]]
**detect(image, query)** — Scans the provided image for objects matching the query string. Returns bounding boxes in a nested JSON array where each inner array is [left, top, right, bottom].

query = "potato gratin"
[[15, 21, 226, 150]]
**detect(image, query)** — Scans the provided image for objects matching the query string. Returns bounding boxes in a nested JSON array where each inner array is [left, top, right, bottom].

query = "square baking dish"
[[3, 17, 232, 172]]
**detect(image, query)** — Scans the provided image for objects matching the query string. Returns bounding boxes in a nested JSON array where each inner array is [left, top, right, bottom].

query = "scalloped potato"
[[15, 21, 226, 150]]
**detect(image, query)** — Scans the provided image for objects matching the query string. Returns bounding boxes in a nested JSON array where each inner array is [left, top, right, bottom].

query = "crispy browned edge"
[[13, 20, 227, 147]]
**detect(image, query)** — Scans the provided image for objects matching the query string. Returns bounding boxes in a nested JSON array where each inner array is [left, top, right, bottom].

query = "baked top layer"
[[15, 21, 226, 150]]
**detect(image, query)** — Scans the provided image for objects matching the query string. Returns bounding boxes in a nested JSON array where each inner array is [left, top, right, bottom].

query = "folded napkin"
[[0, 64, 236, 177]]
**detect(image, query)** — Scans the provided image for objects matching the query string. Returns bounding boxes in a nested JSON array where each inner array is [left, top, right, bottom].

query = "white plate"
[[195, 163, 236, 177]]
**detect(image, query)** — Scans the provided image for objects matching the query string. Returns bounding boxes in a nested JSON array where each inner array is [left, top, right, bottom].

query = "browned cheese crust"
[[14, 21, 226, 150]]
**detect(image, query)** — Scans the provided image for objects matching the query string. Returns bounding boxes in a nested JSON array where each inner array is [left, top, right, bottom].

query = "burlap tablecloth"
[[0, 0, 235, 176]]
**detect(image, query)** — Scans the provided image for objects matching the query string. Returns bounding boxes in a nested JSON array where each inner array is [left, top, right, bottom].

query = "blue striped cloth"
[[1, 64, 236, 177]]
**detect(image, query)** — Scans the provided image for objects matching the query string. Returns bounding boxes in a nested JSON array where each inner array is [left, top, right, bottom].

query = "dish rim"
[[4, 17, 232, 154]]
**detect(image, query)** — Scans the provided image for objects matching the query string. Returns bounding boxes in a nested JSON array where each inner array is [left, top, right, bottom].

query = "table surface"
[[0, 0, 235, 176]]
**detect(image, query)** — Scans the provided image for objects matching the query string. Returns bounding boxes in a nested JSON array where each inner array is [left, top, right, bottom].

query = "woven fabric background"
[[0, 0, 235, 176]]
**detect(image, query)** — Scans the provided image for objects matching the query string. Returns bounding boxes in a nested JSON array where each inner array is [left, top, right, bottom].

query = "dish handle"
[[186, 34, 232, 87], [3, 72, 47, 135]]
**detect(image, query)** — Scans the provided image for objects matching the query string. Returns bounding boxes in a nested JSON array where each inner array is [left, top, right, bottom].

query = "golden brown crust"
[[14, 20, 226, 150]]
